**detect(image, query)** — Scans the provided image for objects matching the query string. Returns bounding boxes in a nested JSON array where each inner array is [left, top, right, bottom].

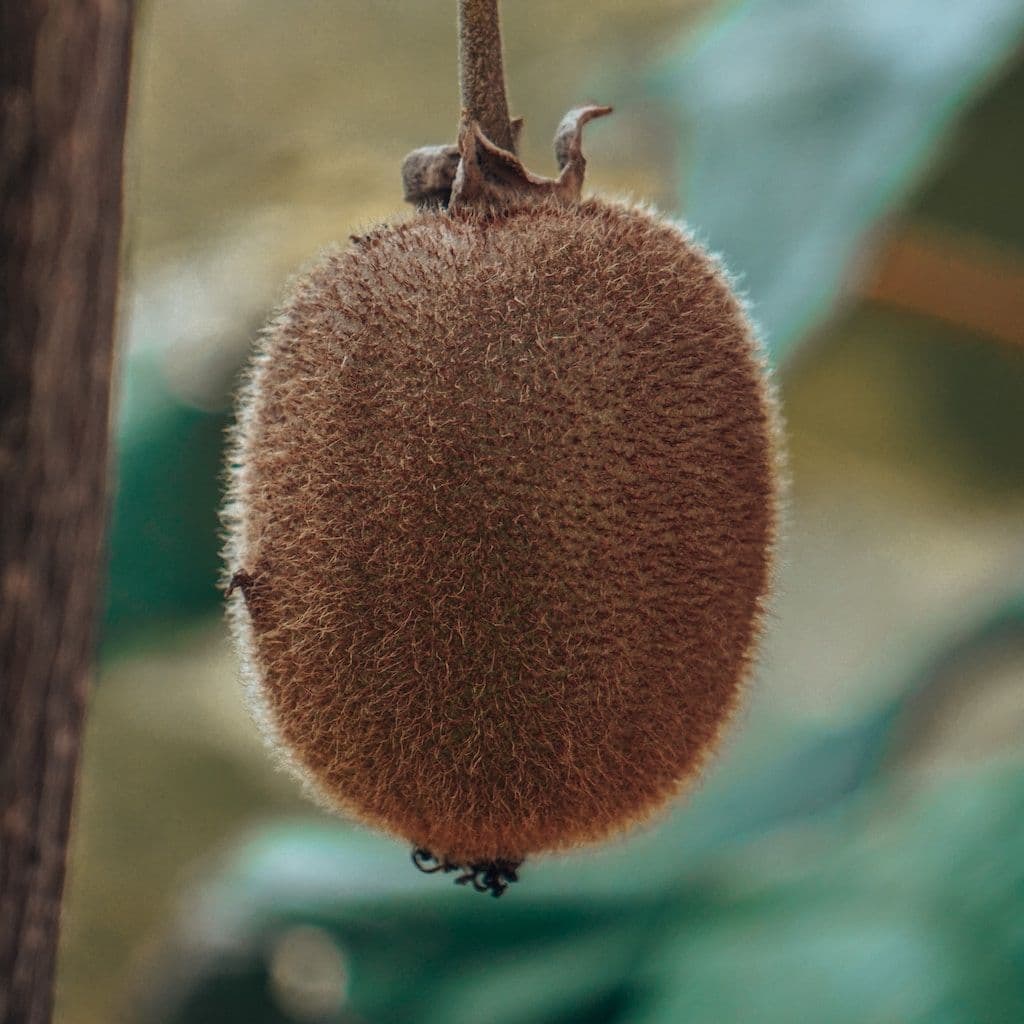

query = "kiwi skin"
[[224, 194, 780, 865]]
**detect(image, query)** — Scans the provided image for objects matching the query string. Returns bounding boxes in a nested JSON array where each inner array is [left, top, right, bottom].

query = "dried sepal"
[[401, 108, 609, 211], [402, 116, 525, 209], [553, 105, 613, 177], [401, 144, 461, 208], [449, 104, 612, 211]]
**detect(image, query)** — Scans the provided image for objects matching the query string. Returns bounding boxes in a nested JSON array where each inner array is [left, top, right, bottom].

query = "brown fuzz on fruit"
[[225, 0, 781, 888]]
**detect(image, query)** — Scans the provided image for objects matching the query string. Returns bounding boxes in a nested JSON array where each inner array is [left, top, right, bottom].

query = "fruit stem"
[[459, 0, 516, 153]]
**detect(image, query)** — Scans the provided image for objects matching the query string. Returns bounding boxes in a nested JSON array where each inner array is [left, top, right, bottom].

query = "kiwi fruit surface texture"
[[226, 110, 780, 867]]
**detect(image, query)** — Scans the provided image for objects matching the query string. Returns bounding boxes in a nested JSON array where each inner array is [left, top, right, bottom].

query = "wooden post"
[[0, 3, 134, 1022]]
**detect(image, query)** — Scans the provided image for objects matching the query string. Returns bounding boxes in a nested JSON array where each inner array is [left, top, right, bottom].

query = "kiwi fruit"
[[225, 14, 780, 895]]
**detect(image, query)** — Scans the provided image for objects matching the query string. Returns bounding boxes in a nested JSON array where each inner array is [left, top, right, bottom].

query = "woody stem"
[[459, 0, 516, 152]]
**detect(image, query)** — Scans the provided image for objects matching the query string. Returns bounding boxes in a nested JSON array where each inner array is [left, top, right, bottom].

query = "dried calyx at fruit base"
[[225, 0, 780, 898], [401, 104, 611, 212]]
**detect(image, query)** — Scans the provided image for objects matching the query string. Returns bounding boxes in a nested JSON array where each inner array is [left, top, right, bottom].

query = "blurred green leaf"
[[104, 351, 228, 650], [656, 0, 1024, 362]]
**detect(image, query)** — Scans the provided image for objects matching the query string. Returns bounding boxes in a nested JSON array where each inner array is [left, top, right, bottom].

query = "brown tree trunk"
[[0, 3, 134, 1022]]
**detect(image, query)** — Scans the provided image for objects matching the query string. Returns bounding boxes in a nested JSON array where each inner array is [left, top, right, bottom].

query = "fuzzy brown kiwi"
[[224, 3, 781, 893]]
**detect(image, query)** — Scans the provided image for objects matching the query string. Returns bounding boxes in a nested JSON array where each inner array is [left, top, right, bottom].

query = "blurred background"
[[57, 1, 1024, 1021]]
